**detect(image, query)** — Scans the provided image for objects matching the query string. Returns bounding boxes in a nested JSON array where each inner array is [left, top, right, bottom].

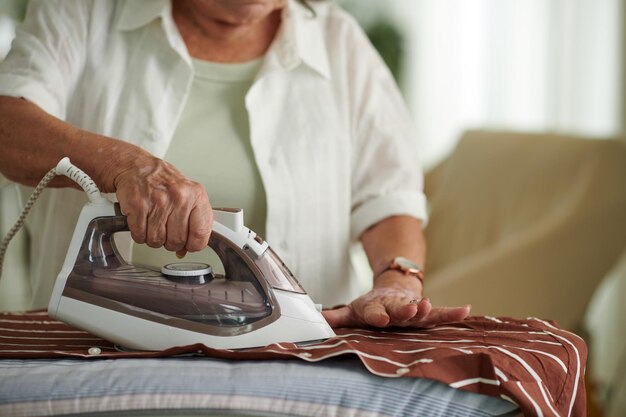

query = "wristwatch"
[[380, 256, 424, 284]]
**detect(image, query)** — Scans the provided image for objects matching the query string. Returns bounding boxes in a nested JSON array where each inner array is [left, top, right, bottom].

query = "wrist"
[[375, 256, 424, 283], [102, 142, 152, 193], [374, 269, 424, 296]]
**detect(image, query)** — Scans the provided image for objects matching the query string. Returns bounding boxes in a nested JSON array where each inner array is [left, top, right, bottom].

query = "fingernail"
[[176, 252, 184, 259]]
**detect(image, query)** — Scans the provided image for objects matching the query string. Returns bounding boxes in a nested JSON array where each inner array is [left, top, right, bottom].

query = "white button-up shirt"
[[0, 0, 427, 309]]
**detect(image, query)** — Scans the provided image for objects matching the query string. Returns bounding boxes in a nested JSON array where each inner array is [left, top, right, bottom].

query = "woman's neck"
[[172, 1, 283, 63]]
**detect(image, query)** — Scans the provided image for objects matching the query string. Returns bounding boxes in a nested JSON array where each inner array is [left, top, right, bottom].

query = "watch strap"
[[378, 257, 424, 284]]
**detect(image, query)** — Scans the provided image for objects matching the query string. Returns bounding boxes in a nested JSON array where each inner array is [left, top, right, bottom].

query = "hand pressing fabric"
[[322, 270, 471, 328], [323, 215, 471, 329]]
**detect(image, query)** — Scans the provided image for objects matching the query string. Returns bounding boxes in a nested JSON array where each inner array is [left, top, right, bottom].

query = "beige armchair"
[[423, 130, 626, 333]]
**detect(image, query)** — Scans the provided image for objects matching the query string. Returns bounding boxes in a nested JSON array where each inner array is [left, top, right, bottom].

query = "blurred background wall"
[[1, 0, 625, 415], [339, 4, 626, 417], [339, 0, 623, 168], [338, 2, 626, 415]]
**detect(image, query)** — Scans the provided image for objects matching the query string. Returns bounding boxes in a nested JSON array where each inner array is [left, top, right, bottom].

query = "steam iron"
[[47, 158, 335, 350]]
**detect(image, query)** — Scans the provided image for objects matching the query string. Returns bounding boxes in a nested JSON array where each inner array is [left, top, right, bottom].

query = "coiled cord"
[[0, 157, 105, 281], [0, 167, 58, 279]]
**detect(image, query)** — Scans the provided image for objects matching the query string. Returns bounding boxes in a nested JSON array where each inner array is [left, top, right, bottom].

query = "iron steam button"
[[213, 208, 244, 232]]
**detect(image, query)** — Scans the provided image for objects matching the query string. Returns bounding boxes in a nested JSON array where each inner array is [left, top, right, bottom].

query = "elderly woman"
[[0, 0, 469, 328]]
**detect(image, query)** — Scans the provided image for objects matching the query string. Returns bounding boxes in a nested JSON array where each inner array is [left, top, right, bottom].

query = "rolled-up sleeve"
[[347, 19, 428, 240], [351, 191, 428, 241], [0, 0, 89, 119]]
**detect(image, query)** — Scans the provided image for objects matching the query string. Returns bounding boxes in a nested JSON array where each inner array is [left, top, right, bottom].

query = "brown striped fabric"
[[0, 310, 586, 417]]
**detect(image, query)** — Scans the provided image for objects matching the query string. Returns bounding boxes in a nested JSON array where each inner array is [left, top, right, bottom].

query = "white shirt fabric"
[[133, 57, 266, 271], [0, 0, 427, 309]]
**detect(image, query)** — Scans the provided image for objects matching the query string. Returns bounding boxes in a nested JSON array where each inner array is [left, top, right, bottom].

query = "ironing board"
[[0, 311, 587, 417]]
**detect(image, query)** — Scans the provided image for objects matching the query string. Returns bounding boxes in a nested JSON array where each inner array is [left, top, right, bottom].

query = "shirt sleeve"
[[343, 15, 428, 240], [0, 0, 90, 119]]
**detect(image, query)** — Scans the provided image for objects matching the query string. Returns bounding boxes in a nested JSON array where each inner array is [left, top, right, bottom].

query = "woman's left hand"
[[321, 271, 471, 329]]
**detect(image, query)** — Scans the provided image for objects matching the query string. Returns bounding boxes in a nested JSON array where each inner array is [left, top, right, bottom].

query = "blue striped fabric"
[[0, 357, 519, 417]]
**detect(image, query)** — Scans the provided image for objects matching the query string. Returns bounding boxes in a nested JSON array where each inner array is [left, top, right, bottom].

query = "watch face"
[[389, 257, 424, 283], [394, 257, 421, 272]]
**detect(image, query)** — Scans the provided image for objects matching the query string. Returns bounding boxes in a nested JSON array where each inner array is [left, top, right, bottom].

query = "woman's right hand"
[[106, 152, 213, 256], [0, 96, 212, 255]]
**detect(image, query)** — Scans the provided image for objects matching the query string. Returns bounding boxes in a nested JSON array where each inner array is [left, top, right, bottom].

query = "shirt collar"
[[114, 0, 330, 79], [116, 0, 191, 65], [271, 1, 331, 79], [115, 0, 168, 32]]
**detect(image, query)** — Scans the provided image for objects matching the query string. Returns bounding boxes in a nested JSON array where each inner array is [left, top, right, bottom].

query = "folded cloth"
[[0, 310, 586, 417]]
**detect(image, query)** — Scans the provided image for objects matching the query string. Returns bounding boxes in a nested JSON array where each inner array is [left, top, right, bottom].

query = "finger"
[[414, 298, 432, 321], [321, 306, 355, 328], [186, 204, 212, 252], [126, 209, 148, 244], [164, 182, 199, 252], [418, 305, 471, 327], [122, 199, 148, 245], [388, 301, 418, 323], [145, 191, 170, 248], [164, 204, 191, 252], [361, 302, 390, 327]]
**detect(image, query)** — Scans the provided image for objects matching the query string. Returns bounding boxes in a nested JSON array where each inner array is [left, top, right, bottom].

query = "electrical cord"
[[0, 157, 105, 280], [0, 167, 58, 279]]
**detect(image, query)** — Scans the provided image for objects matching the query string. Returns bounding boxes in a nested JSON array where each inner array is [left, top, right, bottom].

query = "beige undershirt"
[[132, 57, 266, 270]]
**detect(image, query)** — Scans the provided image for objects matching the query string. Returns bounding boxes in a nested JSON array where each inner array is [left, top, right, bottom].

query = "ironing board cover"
[[0, 310, 586, 417]]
